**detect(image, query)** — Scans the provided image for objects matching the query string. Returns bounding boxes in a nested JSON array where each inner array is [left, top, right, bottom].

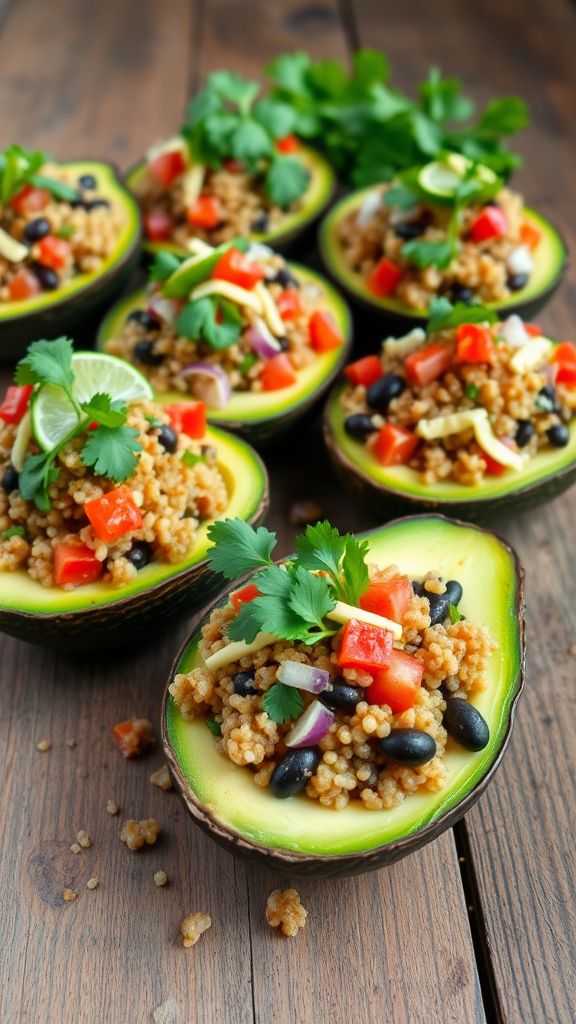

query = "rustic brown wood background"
[[1, 1, 575, 1021]]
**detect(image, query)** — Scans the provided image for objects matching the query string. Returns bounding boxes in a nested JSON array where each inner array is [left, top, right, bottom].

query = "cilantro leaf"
[[295, 520, 345, 578], [177, 296, 242, 350], [419, 68, 474, 124], [265, 155, 310, 207], [207, 518, 276, 579], [206, 716, 222, 736], [288, 566, 336, 627], [2, 525, 26, 540], [476, 97, 529, 137], [15, 337, 75, 395], [225, 600, 262, 644], [341, 535, 370, 605], [208, 71, 260, 113], [81, 425, 141, 481], [81, 393, 127, 429], [427, 296, 498, 333], [402, 237, 457, 269], [18, 451, 60, 512], [263, 683, 303, 724], [253, 98, 297, 139], [0, 144, 46, 203], [449, 603, 462, 624], [465, 383, 479, 401], [181, 450, 206, 468], [383, 185, 419, 210], [149, 252, 183, 283], [229, 119, 272, 164]]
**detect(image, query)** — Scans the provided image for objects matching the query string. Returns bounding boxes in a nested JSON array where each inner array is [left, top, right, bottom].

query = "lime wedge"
[[32, 351, 153, 452], [418, 156, 497, 200]]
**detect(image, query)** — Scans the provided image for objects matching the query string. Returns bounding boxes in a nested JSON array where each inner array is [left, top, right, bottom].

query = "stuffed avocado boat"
[[324, 299, 576, 517], [163, 515, 524, 878], [0, 145, 141, 360], [97, 238, 351, 445], [0, 339, 268, 648], [319, 156, 566, 329], [126, 71, 334, 256]]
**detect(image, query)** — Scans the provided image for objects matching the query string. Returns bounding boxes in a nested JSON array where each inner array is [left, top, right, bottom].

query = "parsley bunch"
[[15, 338, 142, 511], [0, 144, 78, 205], [181, 71, 310, 207]]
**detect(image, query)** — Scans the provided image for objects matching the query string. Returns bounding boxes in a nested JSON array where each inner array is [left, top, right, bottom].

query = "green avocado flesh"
[[319, 188, 566, 318], [0, 161, 140, 321], [326, 379, 576, 506], [0, 426, 265, 615], [96, 265, 351, 425], [165, 517, 522, 857], [126, 143, 335, 255]]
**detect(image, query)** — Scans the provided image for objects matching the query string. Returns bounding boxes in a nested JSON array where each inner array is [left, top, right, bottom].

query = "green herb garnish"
[[465, 383, 480, 401], [427, 297, 498, 334], [181, 450, 206, 468], [0, 144, 78, 205], [206, 716, 222, 736], [237, 353, 258, 375], [1, 525, 26, 540], [56, 223, 76, 240], [449, 604, 462, 623], [263, 683, 303, 724], [176, 296, 242, 350], [149, 251, 184, 283]]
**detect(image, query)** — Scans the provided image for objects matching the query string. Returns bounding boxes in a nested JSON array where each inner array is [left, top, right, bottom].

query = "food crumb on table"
[[111, 717, 155, 758], [66, 738, 76, 748], [149, 764, 173, 791], [76, 830, 92, 848], [36, 739, 51, 752], [120, 818, 161, 851], [154, 870, 168, 887], [265, 888, 308, 937], [63, 889, 77, 903], [181, 912, 212, 948], [86, 877, 99, 891], [106, 799, 120, 815], [70, 842, 81, 854], [289, 499, 324, 527]]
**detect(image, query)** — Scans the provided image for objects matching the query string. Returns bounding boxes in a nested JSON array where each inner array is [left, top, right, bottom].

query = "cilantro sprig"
[[0, 144, 78, 205], [176, 296, 242, 350], [427, 296, 498, 334], [262, 683, 303, 724]]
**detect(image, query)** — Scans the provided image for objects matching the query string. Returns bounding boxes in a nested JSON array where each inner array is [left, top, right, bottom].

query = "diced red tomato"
[[309, 310, 343, 353], [276, 134, 299, 154], [211, 247, 265, 290], [84, 486, 143, 543], [8, 269, 41, 302], [551, 342, 576, 365], [0, 384, 33, 424], [337, 619, 393, 673], [481, 437, 517, 476], [469, 205, 509, 242], [405, 343, 453, 386], [144, 208, 173, 241], [360, 576, 412, 623], [261, 353, 297, 391], [37, 235, 71, 270], [53, 542, 103, 587], [230, 582, 262, 610], [186, 195, 222, 229], [525, 323, 543, 337], [520, 221, 542, 250], [344, 355, 383, 389], [374, 423, 420, 467], [9, 184, 50, 215], [148, 149, 186, 188], [556, 364, 576, 387], [456, 323, 497, 365], [165, 401, 206, 439], [367, 649, 424, 713], [223, 158, 245, 174], [277, 288, 303, 321], [366, 258, 404, 298]]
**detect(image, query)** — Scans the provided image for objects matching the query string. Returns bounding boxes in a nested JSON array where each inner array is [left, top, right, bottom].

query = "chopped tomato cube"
[[469, 205, 509, 242], [231, 582, 262, 609], [222, 158, 245, 174], [456, 323, 497, 365], [111, 717, 154, 758], [366, 258, 404, 298], [165, 401, 206, 438], [84, 485, 143, 543], [367, 650, 424, 713], [261, 353, 297, 391], [556, 363, 576, 387], [345, 355, 383, 388], [0, 384, 33, 424], [360, 576, 413, 622], [277, 288, 303, 321], [8, 268, 41, 302], [276, 134, 299, 154], [551, 342, 576, 365], [520, 221, 542, 250], [525, 323, 543, 337], [37, 235, 71, 270], [337, 619, 393, 673], [405, 342, 453, 386], [10, 184, 50, 215], [211, 248, 265, 290], [186, 195, 222, 229], [481, 437, 517, 476], [54, 542, 103, 587], [309, 310, 343, 353], [374, 423, 420, 467], [144, 208, 173, 241], [148, 149, 186, 188]]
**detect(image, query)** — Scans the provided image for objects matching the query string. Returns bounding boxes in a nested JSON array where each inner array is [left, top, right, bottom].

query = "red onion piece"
[[148, 293, 180, 326], [285, 700, 334, 748], [277, 660, 331, 694], [246, 316, 282, 360], [180, 362, 232, 408]]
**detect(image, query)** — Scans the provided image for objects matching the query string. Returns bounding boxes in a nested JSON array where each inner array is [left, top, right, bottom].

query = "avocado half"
[[319, 187, 567, 331], [126, 143, 335, 256], [162, 515, 524, 878], [96, 265, 352, 446], [0, 161, 142, 362], [0, 426, 268, 649], [324, 378, 576, 519]]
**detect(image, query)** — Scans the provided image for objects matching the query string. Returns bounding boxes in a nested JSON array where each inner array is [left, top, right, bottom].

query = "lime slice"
[[32, 351, 153, 452], [418, 156, 497, 199]]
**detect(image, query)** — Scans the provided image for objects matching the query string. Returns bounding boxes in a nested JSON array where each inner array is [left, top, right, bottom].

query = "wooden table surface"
[[1, 1, 575, 1022]]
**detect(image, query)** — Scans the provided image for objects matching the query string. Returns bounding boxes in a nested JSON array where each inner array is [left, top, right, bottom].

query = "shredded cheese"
[[509, 336, 554, 374], [416, 408, 524, 471], [0, 226, 27, 264], [181, 164, 205, 209], [10, 410, 32, 472], [326, 601, 402, 640], [204, 632, 278, 671], [254, 281, 285, 337], [190, 279, 263, 313]]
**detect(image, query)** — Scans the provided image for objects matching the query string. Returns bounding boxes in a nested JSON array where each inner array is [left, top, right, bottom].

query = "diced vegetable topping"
[[405, 342, 452, 386], [276, 134, 299, 154], [367, 649, 424, 713], [374, 422, 420, 466], [276, 660, 331, 694], [360, 576, 412, 622], [230, 582, 262, 609], [10, 184, 50, 215], [186, 195, 222, 229], [8, 268, 41, 301], [211, 247, 265, 290], [345, 355, 383, 388], [276, 288, 303, 321], [309, 310, 343, 353], [148, 149, 187, 188], [285, 699, 333, 747], [144, 208, 173, 241], [456, 323, 496, 365], [261, 353, 297, 391], [53, 541, 103, 587], [337, 619, 393, 672], [165, 401, 206, 438], [36, 235, 70, 270], [482, 437, 517, 475], [0, 384, 33, 424], [84, 485, 143, 542], [366, 257, 404, 297], [469, 205, 508, 242], [519, 221, 542, 250]]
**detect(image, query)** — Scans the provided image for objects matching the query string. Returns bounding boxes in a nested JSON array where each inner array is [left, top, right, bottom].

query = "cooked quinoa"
[[181, 911, 212, 948], [120, 818, 162, 851], [266, 889, 308, 937]]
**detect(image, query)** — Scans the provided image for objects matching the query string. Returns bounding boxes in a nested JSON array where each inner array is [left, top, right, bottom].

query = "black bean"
[[426, 580, 463, 626], [515, 419, 535, 448], [273, 267, 299, 289], [536, 385, 557, 412], [320, 683, 364, 711], [366, 373, 405, 413], [233, 671, 256, 696], [125, 541, 152, 571], [443, 698, 490, 751], [269, 748, 322, 799], [156, 424, 178, 453], [449, 283, 475, 305], [444, 579, 463, 607], [380, 729, 437, 766], [23, 217, 51, 244], [506, 272, 529, 292], [134, 339, 164, 366], [1, 465, 19, 493], [547, 423, 570, 447], [394, 221, 424, 240], [127, 309, 161, 331], [83, 198, 110, 211], [78, 174, 97, 190], [344, 414, 376, 441], [250, 212, 269, 232], [32, 263, 59, 290], [411, 580, 425, 597]]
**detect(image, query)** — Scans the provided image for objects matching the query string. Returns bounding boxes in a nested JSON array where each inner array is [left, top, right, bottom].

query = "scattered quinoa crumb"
[[76, 830, 91, 849], [70, 843, 81, 854], [66, 738, 76, 748], [106, 800, 120, 815], [290, 499, 324, 527], [36, 739, 51, 752], [149, 764, 173, 791], [265, 888, 308, 937], [120, 818, 161, 851], [63, 889, 77, 903], [154, 870, 168, 887], [181, 912, 212, 948], [111, 717, 155, 758], [86, 877, 99, 891]]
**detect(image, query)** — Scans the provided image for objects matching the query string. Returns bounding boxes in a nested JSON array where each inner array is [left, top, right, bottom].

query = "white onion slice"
[[277, 659, 331, 694], [246, 316, 282, 360], [498, 315, 530, 348], [285, 700, 334, 748], [180, 362, 232, 407], [356, 190, 382, 228], [148, 293, 180, 326], [507, 245, 533, 277]]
